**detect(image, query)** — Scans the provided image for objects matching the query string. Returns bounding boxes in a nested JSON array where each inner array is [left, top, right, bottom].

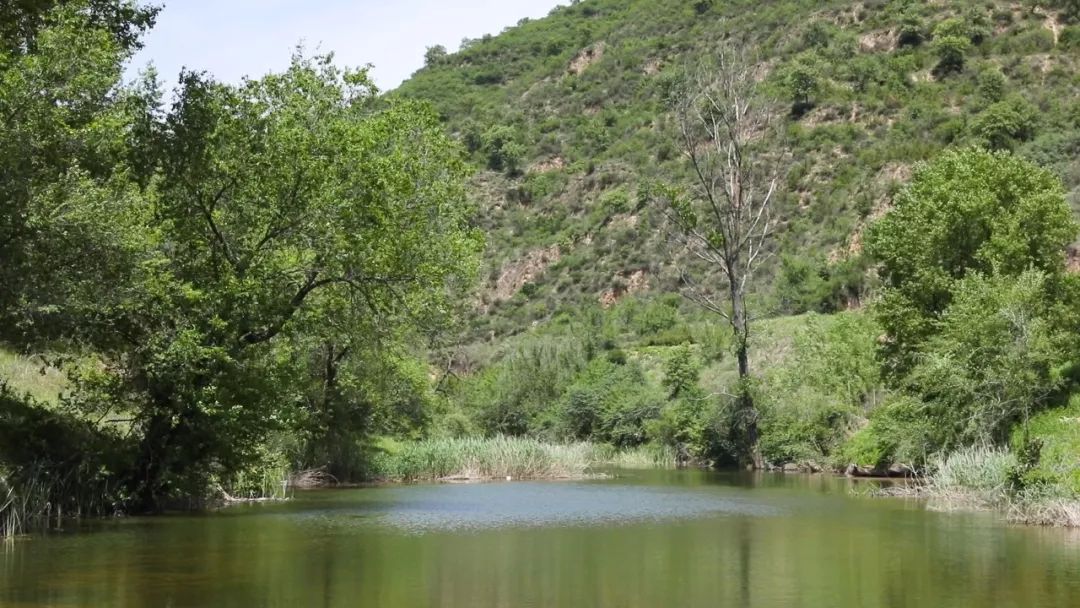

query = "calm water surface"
[[3, 470, 1080, 607]]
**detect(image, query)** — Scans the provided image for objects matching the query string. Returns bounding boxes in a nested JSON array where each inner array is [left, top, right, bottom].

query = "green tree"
[[908, 270, 1075, 447], [8, 52, 482, 509], [424, 44, 448, 66], [783, 53, 821, 114], [0, 0, 158, 54], [481, 125, 525, 175], [1047, 0, 1080, 23], [897, 7, 926, 47], [0, 3, 155, 337], [970, 98, 1038, 150], [931, 19, 972, 74], [865, 148, 1077, 375], [663, 346, 700, 399], [976, 67, 1006, 104]]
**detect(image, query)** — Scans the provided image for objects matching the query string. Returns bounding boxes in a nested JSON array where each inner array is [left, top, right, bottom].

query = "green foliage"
[[839, 395, 938, 468], [774, 255, 869, 315], [897, 6, 927, 47], [1060, 25, 1080, 49], [931, 19, 973, 75], [783, 53, 823, 113], [561, 358, 665, 447], [906, 271, 1076, 446], [465, 335, 588, 436], [424, 44, 448, 66], [482, 124, 526, 174], [0, 386, 130, 535], [7, 0, 1080, 515], [390, 0, 1080, 348], [1047, 0, 1080, 23], [760, 313, 881, 465], [662, 346, 700, 399], [0, 2, 484, 509], [975, 67, 1007, 104], [970, 98, 1039, 150], [0, 3, 148, 335], [0, 0, 158, 54], [866, 148, 1077, 373], [1012, 396, 1080, 496]]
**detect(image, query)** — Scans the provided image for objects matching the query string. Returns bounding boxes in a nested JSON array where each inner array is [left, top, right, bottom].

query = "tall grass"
[[594, 443, 677, 469], [1, 467, 80, 540], [220, 461, 291, 502], [374, 437, 601, 482], [927, 445, 1017, 507], [1009, 496, 1080, 527]]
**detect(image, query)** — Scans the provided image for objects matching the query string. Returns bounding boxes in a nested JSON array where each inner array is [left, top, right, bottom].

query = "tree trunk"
[[729, 273, 763, 469], [132, 411, 173, 513]]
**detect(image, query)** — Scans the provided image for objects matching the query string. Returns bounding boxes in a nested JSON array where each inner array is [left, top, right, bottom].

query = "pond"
[[3, 470, 1079, 607]]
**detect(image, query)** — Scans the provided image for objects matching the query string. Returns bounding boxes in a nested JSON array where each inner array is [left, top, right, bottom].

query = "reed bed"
[[594, 443, 677, 469], [374, 437, 602, 482], [2, 469, 66, 540], [924, 445, 1017, 509]]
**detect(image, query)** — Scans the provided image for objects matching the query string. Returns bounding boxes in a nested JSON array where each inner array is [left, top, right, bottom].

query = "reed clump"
[[374, 436, 602, 482], [594, 443, 677, 469]]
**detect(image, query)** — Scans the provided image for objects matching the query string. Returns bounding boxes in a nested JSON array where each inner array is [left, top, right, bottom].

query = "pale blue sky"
[[131, 1, 565, 91]]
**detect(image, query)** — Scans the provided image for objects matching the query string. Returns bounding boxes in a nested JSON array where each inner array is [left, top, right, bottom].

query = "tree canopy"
[[866, 147, 1077, 373]]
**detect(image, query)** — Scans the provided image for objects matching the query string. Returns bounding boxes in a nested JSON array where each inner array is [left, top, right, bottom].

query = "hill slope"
[[396, 0, 1080, 340]]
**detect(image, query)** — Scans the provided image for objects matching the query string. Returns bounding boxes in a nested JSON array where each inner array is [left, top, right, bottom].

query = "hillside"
[[397, 0, 1080, 341]]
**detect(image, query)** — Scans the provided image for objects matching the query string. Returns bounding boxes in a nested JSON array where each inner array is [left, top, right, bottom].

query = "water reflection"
[[2, 470, 1079, 607]]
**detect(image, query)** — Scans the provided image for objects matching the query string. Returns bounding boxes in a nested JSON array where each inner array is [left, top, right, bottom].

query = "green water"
[[3, 470, 1079, 607]]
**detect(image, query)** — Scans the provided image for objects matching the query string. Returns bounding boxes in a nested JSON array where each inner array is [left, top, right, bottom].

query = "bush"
[[975, 67, 1006, 103], [464, 335, 588, 437], [0, 387, 130, 535], [760, 313, 881, 465], [931, 19, 972, 75], [838, 396, 938, 468], [969, 98, 1039, 150], [561, 358, 665, 447], [1061, 26, 1080, 50], [1011, 397, 1080, 496], [482, 125, 526, 174], [907, 271, 1075, 446]]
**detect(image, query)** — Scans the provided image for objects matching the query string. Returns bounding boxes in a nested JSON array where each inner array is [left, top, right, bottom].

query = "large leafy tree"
[[0, 0, 157, 53], [0, 3, 154, 334], [866, 147, 1077, 376], [107, 57, 482, 508], [4, 33, 482, 508]]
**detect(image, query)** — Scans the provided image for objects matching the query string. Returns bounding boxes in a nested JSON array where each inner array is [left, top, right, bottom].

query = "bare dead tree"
[[648, 48, 787, 468]]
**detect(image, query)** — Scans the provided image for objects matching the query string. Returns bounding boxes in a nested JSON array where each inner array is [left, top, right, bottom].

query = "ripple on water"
[[294, 481, 782, 534]]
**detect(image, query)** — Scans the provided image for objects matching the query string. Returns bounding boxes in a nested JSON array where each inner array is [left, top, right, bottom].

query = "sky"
[[130, 0, 565, 91]]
